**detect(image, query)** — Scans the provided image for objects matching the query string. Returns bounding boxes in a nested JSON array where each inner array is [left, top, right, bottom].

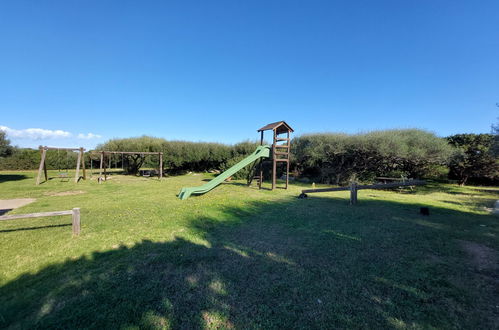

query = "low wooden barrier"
[[300, 180, 426, 204], [0, 208, 81, 236]]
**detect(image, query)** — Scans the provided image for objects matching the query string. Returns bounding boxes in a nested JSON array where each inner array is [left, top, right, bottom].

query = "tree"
[[292, 129, 452, 185], [447, 134, 499, 185], [0, 131, 14, 157], [96, 136, 164, 175], [491, 115, 499, 157]]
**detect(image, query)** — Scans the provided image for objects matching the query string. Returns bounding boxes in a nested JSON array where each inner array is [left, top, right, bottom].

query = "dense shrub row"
[[292, 129, 453, 184], [0, 148, 80, 171], [1, 129, 497, 185], [95, 136, 260, 175]]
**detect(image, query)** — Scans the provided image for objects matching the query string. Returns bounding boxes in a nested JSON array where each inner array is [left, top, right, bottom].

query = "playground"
[[0, 168, 498, 328]]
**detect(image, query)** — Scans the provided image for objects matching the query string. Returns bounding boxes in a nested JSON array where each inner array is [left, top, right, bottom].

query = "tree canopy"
[[447, 134, 499, 185], [0, 131, 15, 157]]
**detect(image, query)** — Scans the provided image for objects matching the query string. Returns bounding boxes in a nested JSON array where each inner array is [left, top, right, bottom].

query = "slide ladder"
[[178, 145, 271, 200]]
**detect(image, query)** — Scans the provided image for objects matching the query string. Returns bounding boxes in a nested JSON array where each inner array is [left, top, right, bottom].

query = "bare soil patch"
[[0, 198, 36, 215]]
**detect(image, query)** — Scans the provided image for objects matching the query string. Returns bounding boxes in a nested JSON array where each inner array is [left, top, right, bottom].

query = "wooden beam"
[[0, 210, 73, 221], [42, 147, 82, 151], [0, 208, 81, 236], [301, 180, 426, 194], [91, 151, 163, 155]]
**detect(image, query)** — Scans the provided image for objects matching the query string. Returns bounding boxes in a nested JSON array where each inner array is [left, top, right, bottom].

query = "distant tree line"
[[1, 129, 497, 185]]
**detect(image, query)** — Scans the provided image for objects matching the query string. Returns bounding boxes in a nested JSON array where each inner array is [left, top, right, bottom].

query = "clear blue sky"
[[1, 1, 498, 149]]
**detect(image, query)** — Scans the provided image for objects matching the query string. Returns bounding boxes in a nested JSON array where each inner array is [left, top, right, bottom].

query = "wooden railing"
[[0, 208, 81, 236], [300, 180, 426, 204]]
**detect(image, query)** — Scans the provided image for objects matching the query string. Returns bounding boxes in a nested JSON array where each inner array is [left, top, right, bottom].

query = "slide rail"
[[178, 145, 271, 200]]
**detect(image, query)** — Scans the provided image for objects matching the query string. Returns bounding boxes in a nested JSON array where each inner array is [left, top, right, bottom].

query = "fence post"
[[72, 208, 80, 236], [350, 182, 358, 205]]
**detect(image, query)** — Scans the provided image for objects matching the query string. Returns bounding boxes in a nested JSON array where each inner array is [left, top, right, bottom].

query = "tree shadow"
[[1, 196, 497, 328], [0, 174, 28, 183]]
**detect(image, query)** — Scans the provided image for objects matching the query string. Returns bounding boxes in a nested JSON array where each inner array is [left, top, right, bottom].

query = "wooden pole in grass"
[[72, 208, 80, 236], [36, 146, 48, 185], [159, 152, 163, 179], [350, 182, 358, 205], [75, 149, 82, 183], [81, 147, 86, 180], [99, 152, 104, 183]]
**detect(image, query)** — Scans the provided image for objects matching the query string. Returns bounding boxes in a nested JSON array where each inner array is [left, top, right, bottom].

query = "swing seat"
[[58, 172, 69, 179]]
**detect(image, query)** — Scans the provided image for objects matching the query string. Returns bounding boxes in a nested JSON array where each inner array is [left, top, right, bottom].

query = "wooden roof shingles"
[[257, 121, 294, 134]]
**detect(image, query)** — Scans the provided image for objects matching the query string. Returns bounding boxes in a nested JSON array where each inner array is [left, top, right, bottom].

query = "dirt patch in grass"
[[44, 191, 85, 197], [459, 240, 499, 271], [0, 198, 36, 215]]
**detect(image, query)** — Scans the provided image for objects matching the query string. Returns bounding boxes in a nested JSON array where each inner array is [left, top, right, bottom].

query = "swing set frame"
[[91, 151, 163, 183], [36, 146, 86, 185]]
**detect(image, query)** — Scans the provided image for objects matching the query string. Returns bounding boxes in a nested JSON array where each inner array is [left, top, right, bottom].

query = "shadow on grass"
[[0, 174, 28, 183], [0, 223, 72, 233], [1, 196, 498, 328]]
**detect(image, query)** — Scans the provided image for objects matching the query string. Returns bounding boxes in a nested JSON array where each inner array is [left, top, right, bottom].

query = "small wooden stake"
[[99, 152, 104, 183], [72, 208, 80, 236], [81, 148, 86, 180], [159, 152, 163, 179], [75, 149, 82, 183], [350, 182, 358, 205]]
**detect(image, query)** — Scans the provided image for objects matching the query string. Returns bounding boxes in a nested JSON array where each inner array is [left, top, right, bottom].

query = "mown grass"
[[0, 170, 498, 329]]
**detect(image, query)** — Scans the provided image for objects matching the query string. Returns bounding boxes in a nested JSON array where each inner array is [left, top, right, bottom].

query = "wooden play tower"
[[254, 121, 294, 190]]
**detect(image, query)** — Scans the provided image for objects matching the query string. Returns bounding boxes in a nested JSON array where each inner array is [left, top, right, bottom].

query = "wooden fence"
[[300, 180, 426, 204], [0, 208, 81, 235]]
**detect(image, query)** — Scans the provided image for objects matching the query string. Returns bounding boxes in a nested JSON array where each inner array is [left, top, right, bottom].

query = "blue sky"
[[0, 1, 498, 149]]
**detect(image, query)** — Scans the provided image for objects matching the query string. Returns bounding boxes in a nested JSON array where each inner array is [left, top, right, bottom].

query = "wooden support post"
[[36, 146, 48, 185], [43, 149, 48, 182], [75, 149, 82, 183], [258, 131, 264, 189], [72, 208, 81, 236], [159, 152, 163, 179], [285, 131, 290, 189], [99, 152, 104, 184], [81, 148, 86, 180], [350, 182, 358, 205], [103, 153, 107, 181], [272, 129, 277, 190]]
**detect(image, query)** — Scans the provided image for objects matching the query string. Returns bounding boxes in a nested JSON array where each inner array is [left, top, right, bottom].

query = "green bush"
[[0, 148, 81, 171], [447, 134, 499, 185], [96, 136, 241, 174], [292, 129, 453, 185]]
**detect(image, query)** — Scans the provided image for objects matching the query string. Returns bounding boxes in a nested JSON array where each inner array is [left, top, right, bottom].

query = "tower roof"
[[257, 121, 294, 134]]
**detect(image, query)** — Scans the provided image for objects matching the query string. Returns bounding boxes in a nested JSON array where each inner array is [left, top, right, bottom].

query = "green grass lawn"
[[0, 170, 498, 329]]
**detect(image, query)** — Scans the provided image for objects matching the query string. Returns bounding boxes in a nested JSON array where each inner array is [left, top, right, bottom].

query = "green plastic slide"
[[178, 145, 271, 200]]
